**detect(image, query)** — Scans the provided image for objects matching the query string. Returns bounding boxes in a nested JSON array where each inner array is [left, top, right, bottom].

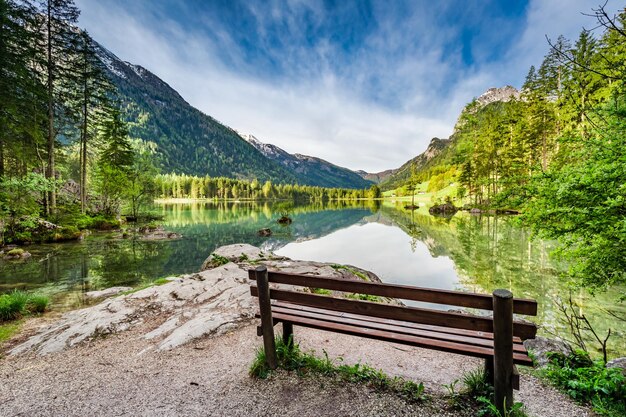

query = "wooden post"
[[493, 289, 514, 415], [256, 266, 277, 369], [283, 322, 293, 348]]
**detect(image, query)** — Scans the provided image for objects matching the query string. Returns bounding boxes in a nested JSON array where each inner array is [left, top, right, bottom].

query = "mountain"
[[378, 86, 522, 191], [239, 133, 373, 189], [379, 137, 451, 190], [95, 43, 298, 183], [356, 169, 397, 184]]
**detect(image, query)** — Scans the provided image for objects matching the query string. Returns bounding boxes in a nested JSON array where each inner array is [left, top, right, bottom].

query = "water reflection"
[[0, 200, 623, 356]]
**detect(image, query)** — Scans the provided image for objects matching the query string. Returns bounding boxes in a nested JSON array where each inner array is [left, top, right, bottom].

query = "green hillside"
[[96, 45, 298, 183]]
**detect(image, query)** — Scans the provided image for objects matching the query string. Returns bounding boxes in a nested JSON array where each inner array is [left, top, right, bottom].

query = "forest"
[[0, 0, 380, 245], [399, 6, 626, 295]]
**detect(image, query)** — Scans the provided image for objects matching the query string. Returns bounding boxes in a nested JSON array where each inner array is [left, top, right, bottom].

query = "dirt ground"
[[0, 320, 594, 417]]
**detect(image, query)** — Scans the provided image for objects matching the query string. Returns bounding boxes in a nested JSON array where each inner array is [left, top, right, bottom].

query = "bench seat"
[[259, 301, 533, 366]]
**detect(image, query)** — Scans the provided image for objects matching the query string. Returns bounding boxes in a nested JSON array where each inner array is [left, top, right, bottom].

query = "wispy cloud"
[[74, 0, 605, 172]]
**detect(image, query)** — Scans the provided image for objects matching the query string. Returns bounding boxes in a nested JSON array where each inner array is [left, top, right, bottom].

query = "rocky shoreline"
[[8, 243, 384, 356]]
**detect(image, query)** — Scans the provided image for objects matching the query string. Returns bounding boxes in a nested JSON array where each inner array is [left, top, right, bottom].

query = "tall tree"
[[73, 30, 112, 212], [0, 0, 45, 178], [38, 0, 80, 214]]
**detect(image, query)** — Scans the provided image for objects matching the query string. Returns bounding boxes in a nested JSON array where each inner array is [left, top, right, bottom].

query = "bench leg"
[[282, 322, 294, 348], [256, 266, 277, 369], [484, 357, 494, 386]]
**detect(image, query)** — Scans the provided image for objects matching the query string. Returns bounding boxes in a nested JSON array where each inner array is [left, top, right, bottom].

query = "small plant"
[[0, 291, 49, 321], [6, 248, 24, 256], [249, 336, 428, 402], [542, 350, 626, 416], [477, 397, 528, 417], [207, 253, 230, 267], [0, 290, 30, 321], [462, 367, 492, 399], [25, 295, 49, 314], [346, 293, 382, 302], [443, 379, 461, 407]]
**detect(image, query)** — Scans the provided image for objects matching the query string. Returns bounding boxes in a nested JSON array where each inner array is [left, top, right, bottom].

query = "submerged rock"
[[257, 228, 272, 237], [10, 244, 387, 356], [3, 248, 31, 260]]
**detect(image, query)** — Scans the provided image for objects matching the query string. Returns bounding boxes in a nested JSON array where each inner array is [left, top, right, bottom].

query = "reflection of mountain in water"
[[161, 203, 373, 269], [262, 208, 372, 253]]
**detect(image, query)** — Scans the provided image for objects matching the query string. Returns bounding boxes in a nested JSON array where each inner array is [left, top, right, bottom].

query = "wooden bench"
[[249, 266, 538, 413]]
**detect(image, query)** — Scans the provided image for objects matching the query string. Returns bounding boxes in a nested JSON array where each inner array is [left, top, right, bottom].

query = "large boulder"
[[10, 244, 389, 356], [428, 203, 458, 216], [523, 336, 573, 367]]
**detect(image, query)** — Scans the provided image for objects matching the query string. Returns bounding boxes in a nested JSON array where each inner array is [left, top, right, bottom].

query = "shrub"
[[0, 291, 28, 321], [0, 291, 50, 321], [542, 350, 626, 416], [26, 295, 49, 314]]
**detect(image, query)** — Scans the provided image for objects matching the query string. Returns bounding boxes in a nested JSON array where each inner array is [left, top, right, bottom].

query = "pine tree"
[[37, 0, 81, 213], [73, 30, 113, 212]]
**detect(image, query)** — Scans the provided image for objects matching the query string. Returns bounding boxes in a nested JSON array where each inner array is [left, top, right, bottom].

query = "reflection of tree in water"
[[376, 205, 626, 356]]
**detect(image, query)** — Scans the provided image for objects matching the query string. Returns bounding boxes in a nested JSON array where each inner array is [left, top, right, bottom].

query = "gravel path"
[[1, 321, 594, 417]]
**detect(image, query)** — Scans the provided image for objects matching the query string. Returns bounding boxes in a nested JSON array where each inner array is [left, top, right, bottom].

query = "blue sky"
[[75, 0, 608, 172]]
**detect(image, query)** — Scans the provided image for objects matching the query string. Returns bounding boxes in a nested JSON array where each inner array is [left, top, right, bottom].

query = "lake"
[[1, 200, 624, 356]]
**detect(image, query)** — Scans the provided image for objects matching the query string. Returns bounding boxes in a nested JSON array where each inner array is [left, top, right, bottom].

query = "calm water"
[[1, 201, 624, 356]]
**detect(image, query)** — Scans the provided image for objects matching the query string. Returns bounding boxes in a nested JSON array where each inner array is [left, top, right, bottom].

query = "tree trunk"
[[46, 2, 55, 215], [81, 72, 88, 213], [0, 137, 5, 178]]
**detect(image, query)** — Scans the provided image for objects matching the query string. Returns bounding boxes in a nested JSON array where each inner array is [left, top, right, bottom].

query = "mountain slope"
[[379, 137, 451, 190], [95, 44, 298, 183], [239, 133, 373, 189], [356, 169, 397, 184], [378, 86, 522, 191]]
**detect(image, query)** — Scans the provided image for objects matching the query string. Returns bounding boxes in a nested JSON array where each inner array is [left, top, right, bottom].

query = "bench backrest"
[[249, 268, 538, 340]]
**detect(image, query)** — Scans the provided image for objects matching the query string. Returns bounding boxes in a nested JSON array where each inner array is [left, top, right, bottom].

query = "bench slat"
[[271, 301, 523, 344], [270, 311, 534, 366], [248, 270, 537, 316], [250, 286, 537, 340], [269, 304, 529, 354]]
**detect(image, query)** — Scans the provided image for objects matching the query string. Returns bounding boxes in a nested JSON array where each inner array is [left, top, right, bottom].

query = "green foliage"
[[249, 336, 428, 402], [25, 295, 49, 314], [155, 173, 371, 202], [311, 288, 332, 295], [476, 397, 528, 417], [0, 290, 48, 322], [462, 368, 492, 399], [346, 293, 382, 302], [207, 254, 230, 268], [0, 290, 28, 321], [542, 350, 626, 416]]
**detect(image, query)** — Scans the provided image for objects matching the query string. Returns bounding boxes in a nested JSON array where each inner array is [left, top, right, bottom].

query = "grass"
[[0, 290, 49, 322], [346, 293, 382, 302], [330, 264, 370, 281], [540, 350, 626, 417], [250, 336, 428, 403], [206, 253, 231, 268], [0, 319, 23, 343], [441, 367, 529, 417]]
